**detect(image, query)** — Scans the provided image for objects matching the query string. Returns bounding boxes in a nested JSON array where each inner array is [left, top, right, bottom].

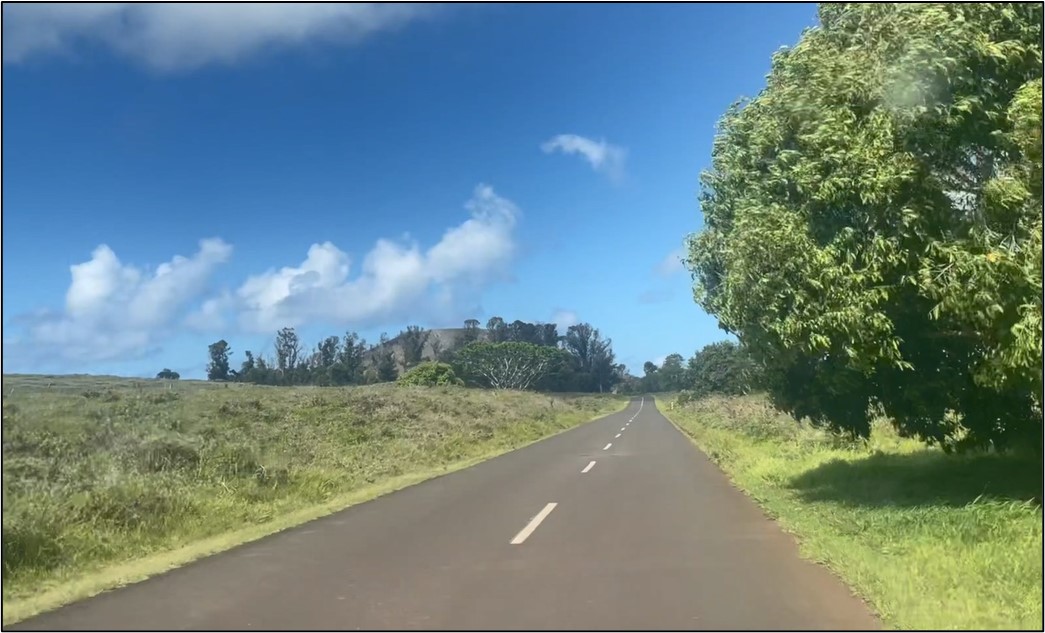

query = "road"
[[15, 397, 879, 631]]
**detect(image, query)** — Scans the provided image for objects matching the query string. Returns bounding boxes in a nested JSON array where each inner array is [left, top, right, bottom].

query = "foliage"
[[561, 324, 621, 393], [398, 326, 431, 369], [205, 341, 231, 381], [155, 369, 180, 380], [688, 341, 763, 398], [686, 3, 1044, 450], [453, 342, 562, 390], [396, 362, 463, 387]]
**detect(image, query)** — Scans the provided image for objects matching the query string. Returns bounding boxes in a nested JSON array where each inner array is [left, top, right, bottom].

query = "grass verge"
[[2, 376, 625, 624], [659, 394, 1043, 631]]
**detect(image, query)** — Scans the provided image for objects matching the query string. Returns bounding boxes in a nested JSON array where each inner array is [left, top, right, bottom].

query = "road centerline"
[[510, 503, 558, 545], [581, 460, 596, 474], [603, 443, 612, 450], [615, 433, 622, 438]]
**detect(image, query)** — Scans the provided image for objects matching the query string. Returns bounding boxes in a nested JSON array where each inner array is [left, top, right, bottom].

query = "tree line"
[[200, 317, 626, 393], [685, 3, 1042, 451], [618, 341, 762, 398]]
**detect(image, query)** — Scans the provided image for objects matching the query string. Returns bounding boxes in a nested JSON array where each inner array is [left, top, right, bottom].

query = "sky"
[[1, 2, 819, 379]]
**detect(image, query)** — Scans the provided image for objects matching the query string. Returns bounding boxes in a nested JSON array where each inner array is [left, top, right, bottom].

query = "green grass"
[[660, 394, 1043, 631], [1, 375, 625, 624]]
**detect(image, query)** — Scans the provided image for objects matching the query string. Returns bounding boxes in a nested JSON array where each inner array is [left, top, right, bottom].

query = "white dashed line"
[[615, 433, 621, 438], [510, 503, 558, 545], [582, 460, 596, 474], [603, 443, 612, 450], [621, 427, 626, 432]]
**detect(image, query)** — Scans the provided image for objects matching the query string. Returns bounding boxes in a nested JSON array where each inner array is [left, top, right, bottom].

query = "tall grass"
[[662, 394, 1043, 631], [1, 376, 623, 618]]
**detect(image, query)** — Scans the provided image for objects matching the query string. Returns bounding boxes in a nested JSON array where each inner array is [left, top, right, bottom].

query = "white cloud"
[[14, 238, 232, 364], [230, 184, 519, 333], [2, 3, 430, 71], [551, 309, 579, 330], [656, 247, 686, 277], [541, 134, 626, 181]]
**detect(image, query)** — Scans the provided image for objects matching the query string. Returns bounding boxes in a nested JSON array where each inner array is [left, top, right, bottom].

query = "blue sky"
[[2, 3, 818, 378]]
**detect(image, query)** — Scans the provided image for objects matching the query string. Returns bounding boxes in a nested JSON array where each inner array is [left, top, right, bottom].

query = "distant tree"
[[316, 336, 340, 368], [658, 353, 688, 391], [331, 332, 367, 385], [688, 341, 763, 398], [275, 328, 302, 379], [454, 342, 560, 390], [372, 333, 399, 382], [156, 368, 180, 380], [486, 316, 508, 343], [206, 340, 232, 381], [399, 325, 431, 368], [535, 323, 560, 347], [461, 319, 482, 345], [239, 351, 256, 376], [563, 323, 619, 392], [397, 362, 464, 387]]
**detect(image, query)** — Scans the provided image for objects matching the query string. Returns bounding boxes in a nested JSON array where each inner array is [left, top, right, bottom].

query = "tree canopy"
[[686, 3, 1043, 450]]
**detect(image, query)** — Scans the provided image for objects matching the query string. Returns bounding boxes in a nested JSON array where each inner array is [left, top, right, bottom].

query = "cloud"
[[541, 134, 626, 181], [2, 3, 429, 70], [637, 288, 673, 304], [551, 309, 579, 330], [228, 184, 519, 333], [8, 238, 232, 365], [655, 247, 686, 277]]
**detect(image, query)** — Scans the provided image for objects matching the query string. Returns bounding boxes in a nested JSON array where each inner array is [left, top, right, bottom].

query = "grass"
[[1, 375, 625, 624], [659, 394, 1043, 631]]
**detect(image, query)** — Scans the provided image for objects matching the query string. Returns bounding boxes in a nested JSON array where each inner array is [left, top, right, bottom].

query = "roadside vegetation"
[[1, 375, 624, 623], [651, 6, 1043, 629], [661, 394, 1042, 630]]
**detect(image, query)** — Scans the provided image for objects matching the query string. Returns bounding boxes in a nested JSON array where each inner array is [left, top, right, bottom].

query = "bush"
[[397, 362, 463, 387]]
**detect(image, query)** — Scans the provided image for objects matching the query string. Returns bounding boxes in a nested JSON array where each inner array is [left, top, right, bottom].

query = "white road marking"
[[615, 433, 621, 438], [582, 460, 596, 473], [621, 427, 626, 432], [510, 503, 558, 544], [603, 443, 612, 450]]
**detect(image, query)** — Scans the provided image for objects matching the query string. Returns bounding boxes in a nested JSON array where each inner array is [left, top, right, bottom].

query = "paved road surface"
[[15, 397, 879, 630]]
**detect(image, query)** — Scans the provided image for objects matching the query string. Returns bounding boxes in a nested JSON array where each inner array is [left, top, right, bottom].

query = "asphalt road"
[[15, 397, 879, 631]]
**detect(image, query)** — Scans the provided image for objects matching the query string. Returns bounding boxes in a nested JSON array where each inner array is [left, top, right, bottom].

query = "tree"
[[331, 332, 367, 385], [275, 327, 302, 379], [156, 368, 180, 380], [316, 336, 340, 368], [454, 342, 561, 390], [371, 333, 399, 382], [688, 341, 763, 398], [563, 323, 620, 392], [397, 362, 464, 387], [206, 340, 232, 381], [399, 325, 431, 368], [686, 3, 1043, 450], [461, 319, 481, 344], [486, 316, 508, 343], [658, 353, 688, 391]]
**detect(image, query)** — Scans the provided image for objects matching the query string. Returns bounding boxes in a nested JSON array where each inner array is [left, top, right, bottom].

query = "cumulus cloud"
[[12, 238, 232, 364], [2, 3, 430, 71], [655, 247, 686, 277], [541, 134, 626, 181], [229, 184, 519, 333]]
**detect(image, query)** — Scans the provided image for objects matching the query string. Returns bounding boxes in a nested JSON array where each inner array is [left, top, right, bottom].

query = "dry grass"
[[1, 375, 625, 623]]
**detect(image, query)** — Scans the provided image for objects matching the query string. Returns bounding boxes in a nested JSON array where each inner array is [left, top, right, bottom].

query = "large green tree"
[[454, 342, 561, 390], [687, 3, 1042, 450]]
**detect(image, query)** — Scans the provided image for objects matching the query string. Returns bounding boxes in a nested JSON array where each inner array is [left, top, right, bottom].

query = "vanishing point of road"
[[14, 397, 879, 630]]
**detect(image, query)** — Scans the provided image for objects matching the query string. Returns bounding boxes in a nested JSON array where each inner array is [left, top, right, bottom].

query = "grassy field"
[[1, 374, 625, 623], [660, 394, 1043, 630]]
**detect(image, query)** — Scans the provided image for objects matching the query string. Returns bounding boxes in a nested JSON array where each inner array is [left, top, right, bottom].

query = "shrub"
[[397, 362, 463, 387]]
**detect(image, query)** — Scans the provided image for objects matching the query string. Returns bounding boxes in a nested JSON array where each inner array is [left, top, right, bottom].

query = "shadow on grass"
[[789, 450, 1043, 508]]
